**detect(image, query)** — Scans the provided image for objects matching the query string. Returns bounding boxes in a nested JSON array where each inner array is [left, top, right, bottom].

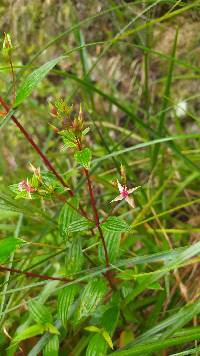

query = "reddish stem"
[[0, 97, 72, 192], [76, 138, 113, 289], [84, 169, 114, 289], [83, 169, 109, 262], [0, 265, 71, 283]]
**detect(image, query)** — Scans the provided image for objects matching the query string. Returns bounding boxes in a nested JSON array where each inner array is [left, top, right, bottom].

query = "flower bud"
[[49, 102, 58, 118], [29, 163, 41, 178], [120, 164, 126, 186], [3, 33, 13, 54]]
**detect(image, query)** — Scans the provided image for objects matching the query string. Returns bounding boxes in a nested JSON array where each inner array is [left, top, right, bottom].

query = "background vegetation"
[[1, 0, 200, 355]]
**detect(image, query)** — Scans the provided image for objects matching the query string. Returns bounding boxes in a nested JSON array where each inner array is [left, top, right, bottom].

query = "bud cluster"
[[3, 32, 13, 54], [49, 99, 90, 150], [9, 164, 66, 200]]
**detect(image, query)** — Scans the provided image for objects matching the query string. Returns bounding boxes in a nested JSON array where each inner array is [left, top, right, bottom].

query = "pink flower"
[[110, 180, 140, 208], [18, 180, 36, 194]]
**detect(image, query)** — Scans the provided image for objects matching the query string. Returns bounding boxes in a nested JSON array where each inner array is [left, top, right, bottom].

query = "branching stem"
[[0, 97, 89, 220]]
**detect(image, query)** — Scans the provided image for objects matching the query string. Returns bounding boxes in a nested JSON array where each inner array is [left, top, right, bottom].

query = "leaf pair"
[[85, 325, 113, 350], [57, 279, 107, 327], [9, 300, 59, 351]]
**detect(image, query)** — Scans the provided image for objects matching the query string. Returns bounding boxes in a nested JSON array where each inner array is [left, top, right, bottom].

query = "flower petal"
[[128, 186, 141, 194], [110, 194, 123, 203], [125, 196, 135, 208], [117, 180, 124, 193]]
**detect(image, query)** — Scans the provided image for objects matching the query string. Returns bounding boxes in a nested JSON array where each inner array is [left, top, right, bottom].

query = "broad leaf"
[[74, 148, 92, 169], [58, 284, 78, 327], [101, 306, 119, 336], [14, 56, 65, 107], [98, 231, 121, 263], [59, 129, 77, 149], [102, 329, 113, 350], [78, 279, 107, 320], [28, 300, 53, 325], [101, 217, 130, 232], [85, 307, 119, 355], [65, 218, 94, 234], [13, 324, 45, 343], [0, 237, 24, 263], [86, 333, 107, 356], [43, 335, 59, 356], [85, 326, 101, 333], [44, 323, 59, 334], [58, 197, 79, 238], [66, 238, 84, 275]]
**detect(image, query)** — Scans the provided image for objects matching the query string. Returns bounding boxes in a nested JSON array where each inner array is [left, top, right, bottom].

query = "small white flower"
[[110, 180, 140, 208]]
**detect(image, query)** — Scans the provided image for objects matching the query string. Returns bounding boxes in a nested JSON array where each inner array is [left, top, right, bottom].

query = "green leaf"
[[101, 217, 130, 232], [28, 300, 53, 325], [109, 329, 200, 355], [170, 346, 200, 356], [66, 238, 84, 275], [129, 299, 200, 348], [43, 335, 59, 356], [86, 333, 107, 356], [101, 329, 113, 350], [0, 109, 15, 130], [44, 323, 59, 335], [58, 197, 79, 238], [125, 240, 200, 301], [85, 306, 119, 356], [65, 218, 94, 234], [74, 148, 92, 169], [13, 324, 45, 343], [98, 231, 121, 263], [14, 56, 65, 107], [78, 279, 107, 320], [59, 129, 77, 149], [101, 306, 119, 336], [85, 326, 101, 333], [0, 237, 24, 263], [58, 285, 78, 327], [148, 282, 163, 290]]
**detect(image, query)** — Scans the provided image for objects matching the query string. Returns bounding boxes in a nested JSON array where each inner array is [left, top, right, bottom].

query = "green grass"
[[0, 1, 200, 355]]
